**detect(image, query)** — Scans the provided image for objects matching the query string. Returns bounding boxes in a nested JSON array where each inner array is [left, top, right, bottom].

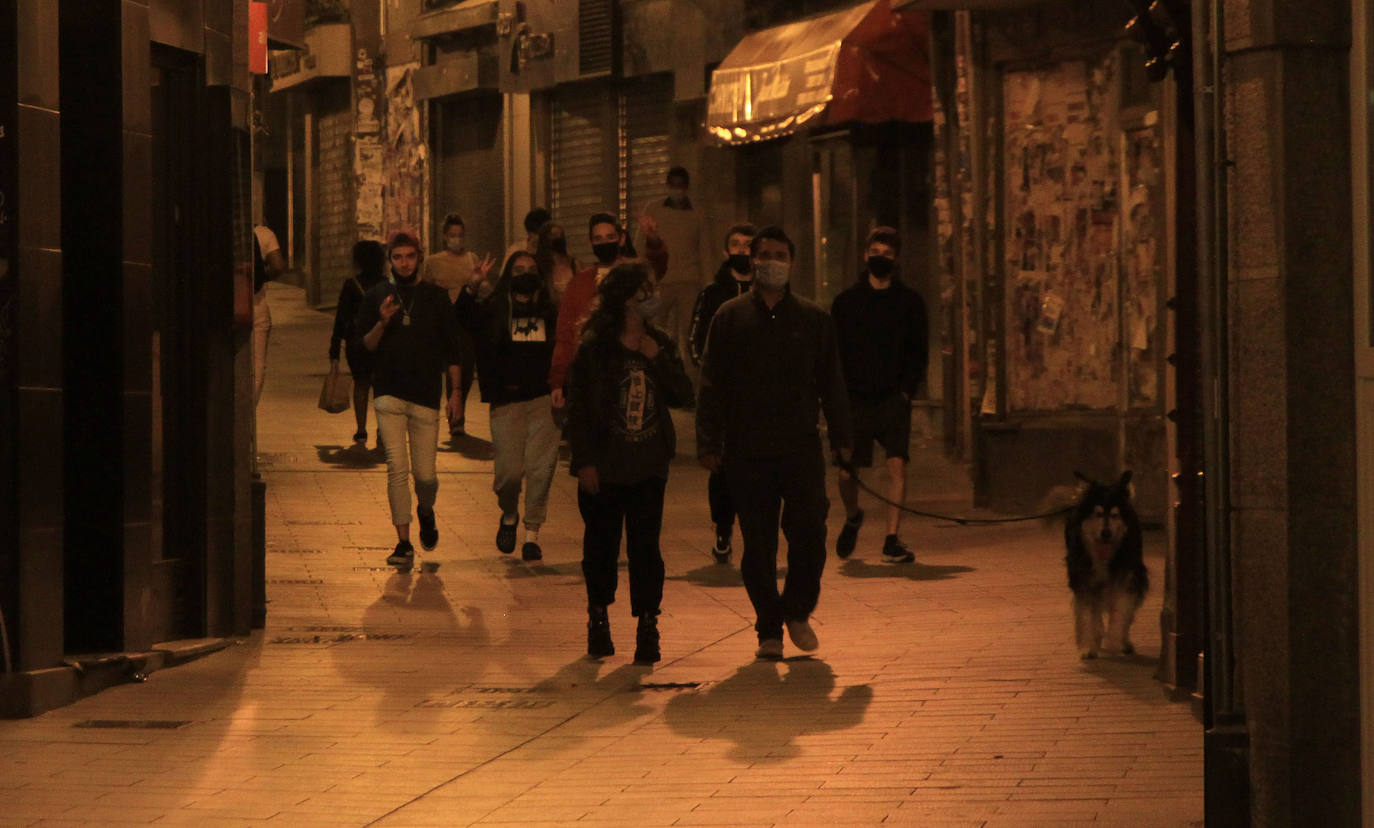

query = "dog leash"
[[837, 461, 1074, 526]]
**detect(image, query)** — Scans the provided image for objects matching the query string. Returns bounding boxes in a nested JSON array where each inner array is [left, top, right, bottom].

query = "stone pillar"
[[1222, 0, 1358, 823]]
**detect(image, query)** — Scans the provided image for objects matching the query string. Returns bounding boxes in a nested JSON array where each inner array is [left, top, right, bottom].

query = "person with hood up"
[[455, 250, 560, 562]]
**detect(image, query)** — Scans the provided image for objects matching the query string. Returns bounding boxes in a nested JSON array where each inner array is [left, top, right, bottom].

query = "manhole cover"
[[74, 720, 190, 730]]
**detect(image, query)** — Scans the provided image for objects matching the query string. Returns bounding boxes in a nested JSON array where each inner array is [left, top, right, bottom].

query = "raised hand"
[[379, 294, 400, 324], [472, 254, 496, 283]]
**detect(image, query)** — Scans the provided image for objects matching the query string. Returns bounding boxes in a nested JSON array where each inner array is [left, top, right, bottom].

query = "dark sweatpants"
[[579, 477, 667, 617], [727, 447, 830, 641], [708, 469, 736, 530]]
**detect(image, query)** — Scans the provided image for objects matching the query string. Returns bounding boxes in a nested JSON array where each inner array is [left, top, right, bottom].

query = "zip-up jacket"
[[687, 260, 752, 364], [697, 288, 853, 461]]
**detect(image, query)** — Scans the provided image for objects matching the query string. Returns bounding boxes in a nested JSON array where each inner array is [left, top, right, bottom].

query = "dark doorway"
[[148, 46, 208, 643]]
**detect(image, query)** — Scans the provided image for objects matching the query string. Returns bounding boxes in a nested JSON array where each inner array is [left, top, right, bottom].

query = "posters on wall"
[[1003, 56, 1140, 412], [354, 48, 384, 241], [384, 62, 428, 237]]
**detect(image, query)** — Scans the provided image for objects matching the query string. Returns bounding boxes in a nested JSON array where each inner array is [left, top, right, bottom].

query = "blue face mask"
[[634, 294, 663, 321]]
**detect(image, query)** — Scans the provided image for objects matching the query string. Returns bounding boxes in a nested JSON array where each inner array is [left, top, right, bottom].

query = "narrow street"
[[0, 283, 1202, 826]]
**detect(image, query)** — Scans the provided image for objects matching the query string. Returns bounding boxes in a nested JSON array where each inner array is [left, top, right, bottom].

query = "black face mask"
[[592, 241, 620, 265], [511, 271, 541, 295], [727, 253, 751, 274], [867, 255, 896, 279], [550, 237, 568, 255]]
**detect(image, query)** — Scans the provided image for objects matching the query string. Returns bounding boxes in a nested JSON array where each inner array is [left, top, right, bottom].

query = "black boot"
[[633, 613, 660, 664], [587, 605, 614, 658]]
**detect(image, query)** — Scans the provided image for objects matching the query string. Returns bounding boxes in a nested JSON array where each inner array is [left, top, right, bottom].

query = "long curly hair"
[[484, 250, 554, 343], [581, 262, 654, 346]]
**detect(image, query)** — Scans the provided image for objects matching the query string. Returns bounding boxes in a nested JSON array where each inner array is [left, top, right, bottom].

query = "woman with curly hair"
[[566, 263, 694, 663], [455, 250, 560, 561]]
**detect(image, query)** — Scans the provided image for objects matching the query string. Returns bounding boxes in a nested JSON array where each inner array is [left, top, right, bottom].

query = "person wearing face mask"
[[566, 263, 694, 663], [535, 220, 578, 302], [829, 227, 929, 564], [423, 213, 496, 438], [687, 222, 756, 564], [696, 225, 852, 661], [636, 166, 710, 360], [455, 251, 561, 561], [547, 211, 667, 415], [354, 230, 465, 569]]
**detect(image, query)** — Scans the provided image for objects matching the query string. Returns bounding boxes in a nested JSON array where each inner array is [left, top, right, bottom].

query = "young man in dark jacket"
[[697, 226, 852, 660], [830, 226, 929, 563], [687, 222, 755, 563], [354, 230, 464, 569]]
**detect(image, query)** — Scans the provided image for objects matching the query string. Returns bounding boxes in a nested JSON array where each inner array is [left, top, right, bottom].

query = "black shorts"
[[849, 392, 911, 468]]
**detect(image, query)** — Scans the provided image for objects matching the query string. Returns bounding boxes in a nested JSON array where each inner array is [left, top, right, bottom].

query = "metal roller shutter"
[[622, 75, 673, 228], [551, 83, 614, 265]]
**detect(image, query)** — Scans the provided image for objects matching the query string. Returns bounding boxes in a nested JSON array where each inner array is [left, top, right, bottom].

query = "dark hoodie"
[[687, 260, 752, 364], [829, 270, 929, 399], [454, 275, 558, 407]]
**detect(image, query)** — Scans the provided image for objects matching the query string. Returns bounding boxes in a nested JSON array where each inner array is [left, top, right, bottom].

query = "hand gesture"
[[472, 254, 496, 283], [577, 465, 600, 494], [379, 294, 400, 324], [638, 213, 660, 241], [637, 335, 660, 360]]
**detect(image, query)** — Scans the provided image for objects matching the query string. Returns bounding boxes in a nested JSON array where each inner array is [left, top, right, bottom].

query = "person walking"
[[535, 220, 578, 301], [422, 212, 496, 438], [353, 230, 464, 569], [637, 166, 709, 356], [831, 227, 929, 563], [330, 240, 388, 446], [687, 222, 755, 564], [455, 251, 560, 561], [548, 212, 667, 413], [567, 263, 694, 663], [505, 206, 553, 263], [696, 225, 852, 660], [252, 224, 286, 406]]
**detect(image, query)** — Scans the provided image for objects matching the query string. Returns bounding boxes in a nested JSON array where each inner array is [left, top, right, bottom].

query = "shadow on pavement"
[[1081, 651, 1176, 705], [440, 432, 495, 460], [315, 442, 385, 468], [838, 558, 975, 581], [502, 557, 582, 579], [668, 561, 745, 588], [662, 658, 872, 763]]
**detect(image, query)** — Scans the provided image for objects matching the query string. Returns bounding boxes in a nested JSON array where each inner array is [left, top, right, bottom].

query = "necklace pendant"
[[402, 313, 411, 326]]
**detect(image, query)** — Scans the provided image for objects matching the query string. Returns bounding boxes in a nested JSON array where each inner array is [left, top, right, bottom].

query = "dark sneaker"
[[882, 534, 915, 563], [352, 430, 367, 444], [587, 606, 614, 658], [386, 540, 415, 569], [496, 516, 518, 554], [755, 638, 784, 660], [634, 614, 660, 664], [712, 525, 732, 564], [836, 509, 864, 559], [449, 418, 465, 438], [521, 541, 543, 562], [417, 507, 438, 551]]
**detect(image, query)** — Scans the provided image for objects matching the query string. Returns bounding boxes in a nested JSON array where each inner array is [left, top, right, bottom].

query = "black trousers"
[[579, 476, 667, 617], [708, 469, 736, 530], [726, 447, 829, 641]]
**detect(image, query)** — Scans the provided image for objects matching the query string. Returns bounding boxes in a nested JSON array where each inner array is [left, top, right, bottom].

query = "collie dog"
[[1064, 471, 1148, 659]]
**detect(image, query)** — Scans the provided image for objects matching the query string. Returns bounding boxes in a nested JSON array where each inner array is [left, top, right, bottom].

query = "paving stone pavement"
[[0, 283, 1203, 826]]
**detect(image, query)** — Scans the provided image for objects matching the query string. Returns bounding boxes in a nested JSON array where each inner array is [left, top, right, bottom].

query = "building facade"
[[0, 0, 261, 717]]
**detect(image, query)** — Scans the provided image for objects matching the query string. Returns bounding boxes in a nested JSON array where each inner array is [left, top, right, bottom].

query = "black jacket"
[[352, 279, 461, 408], [330, 273, 383, 360], [566, 329, 695, 481], [697, 288, 852, 461], [454, 282, 558, 407], [687, 261, 752, 364], [830, 274, 928, 399]]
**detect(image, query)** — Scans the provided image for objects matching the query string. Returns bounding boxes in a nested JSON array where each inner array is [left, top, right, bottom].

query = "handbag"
[[318, 365, 353, 413]]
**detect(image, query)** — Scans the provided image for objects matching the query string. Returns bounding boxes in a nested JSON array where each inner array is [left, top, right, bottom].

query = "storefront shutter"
[[621, 75, 673, 228], [434, 92, 506, 264], [551, 83, 614, 265]]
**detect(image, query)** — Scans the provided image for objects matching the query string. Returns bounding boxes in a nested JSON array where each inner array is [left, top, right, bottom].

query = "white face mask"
[[753, 260, 790, 289], [634, 294, 663, 321]]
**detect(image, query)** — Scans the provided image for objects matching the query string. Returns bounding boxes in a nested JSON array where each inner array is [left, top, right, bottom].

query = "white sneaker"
[[755, 638, 784, 659], [785, 619, 819, 652]]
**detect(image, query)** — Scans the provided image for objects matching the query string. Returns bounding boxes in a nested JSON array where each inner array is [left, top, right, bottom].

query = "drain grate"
[[635, 681, 705, 692], [267, 579, 325, 585], [416, 698, 554, 710], [74, 720, 190, 730], [269, 548, 323, 555], [267, 633, 411, 645]]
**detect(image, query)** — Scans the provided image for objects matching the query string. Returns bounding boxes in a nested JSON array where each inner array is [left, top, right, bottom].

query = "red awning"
[[706, 0, 933, 145]]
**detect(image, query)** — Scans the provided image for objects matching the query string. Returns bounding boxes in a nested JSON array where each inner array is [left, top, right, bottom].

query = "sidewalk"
[[0, 283, 1202, 827]]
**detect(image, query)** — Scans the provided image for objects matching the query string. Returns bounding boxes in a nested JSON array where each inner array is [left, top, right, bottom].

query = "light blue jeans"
[[374, 395, 440, 526]]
